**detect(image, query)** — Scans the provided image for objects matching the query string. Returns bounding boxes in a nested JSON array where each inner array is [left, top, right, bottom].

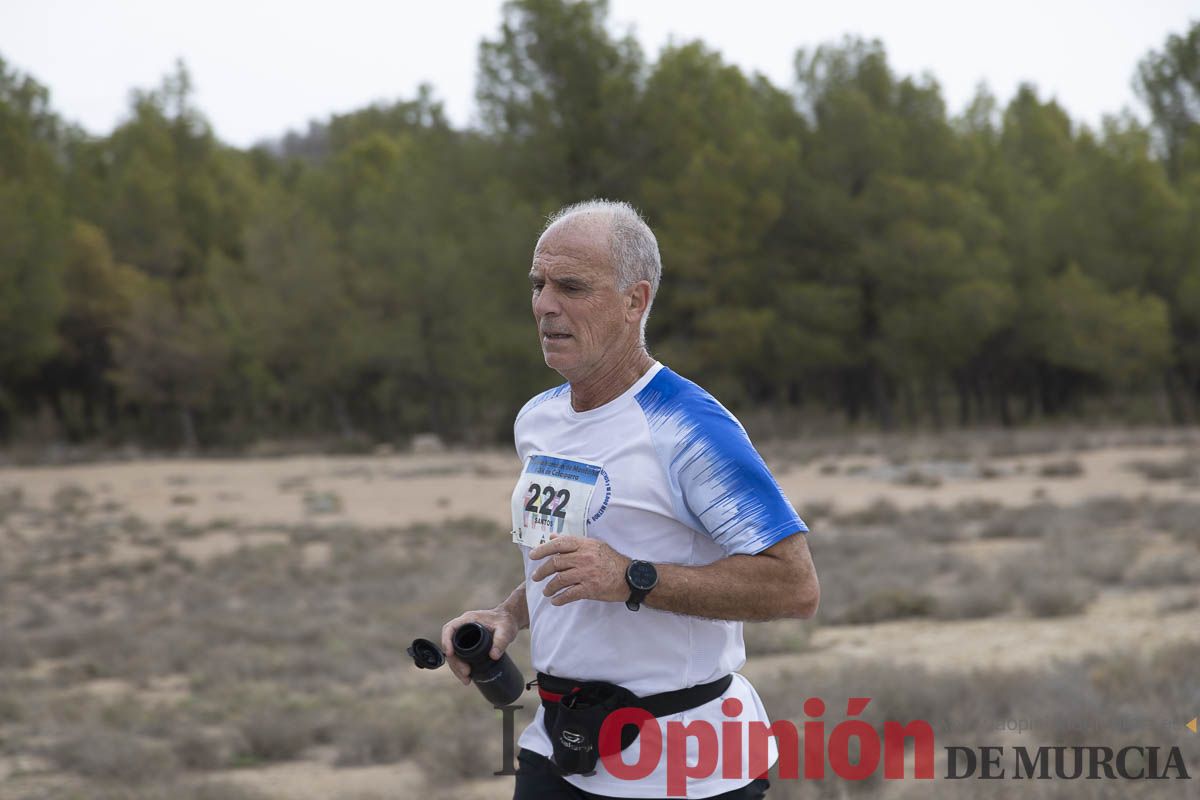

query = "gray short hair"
[[539, 199, 662, 342]]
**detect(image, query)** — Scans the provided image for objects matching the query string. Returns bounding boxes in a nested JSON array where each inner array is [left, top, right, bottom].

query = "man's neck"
[[568, 346, 656, 412]]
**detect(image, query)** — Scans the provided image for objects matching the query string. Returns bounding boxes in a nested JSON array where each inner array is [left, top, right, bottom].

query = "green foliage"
[[1136, 20, 1200, 181], [2, 8, 1200, 444], [0, 58, 66, 387], [1025, 265, 1171, 386], [477, 0, 644, 202]]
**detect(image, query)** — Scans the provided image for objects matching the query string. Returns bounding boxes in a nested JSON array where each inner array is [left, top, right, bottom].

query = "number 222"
[[524, 483, 569, 518]]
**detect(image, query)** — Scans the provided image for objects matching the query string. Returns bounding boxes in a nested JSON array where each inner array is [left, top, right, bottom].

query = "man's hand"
[[440, 606, 519, 686], [529, 534, 631, 606]]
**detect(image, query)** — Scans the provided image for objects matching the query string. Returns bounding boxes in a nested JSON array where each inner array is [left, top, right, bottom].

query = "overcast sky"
[[1, 1, 1196, 148]]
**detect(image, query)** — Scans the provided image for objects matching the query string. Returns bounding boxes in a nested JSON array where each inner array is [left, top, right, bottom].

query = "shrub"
[[48, 727, 179, 782], [933, 578, 1012, 620], [743, 619, 815, 655], [171, 726, 245, 770], [979, 502, 1069, 539], [842, 589, 935, 624], [1125, 456, 1199, 482], [1038, 459, 1084, 478], [1021, 576, 1096, 617], [1126, 553, 1200, 587], [333, 700, 425, 766], [235, 704, 330, 763]]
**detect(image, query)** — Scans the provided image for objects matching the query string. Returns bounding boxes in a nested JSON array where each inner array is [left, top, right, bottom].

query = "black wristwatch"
[[625, 560, 658, 611]]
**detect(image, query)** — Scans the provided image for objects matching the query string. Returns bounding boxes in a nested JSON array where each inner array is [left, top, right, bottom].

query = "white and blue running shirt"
[[510, 361, 808, 798]]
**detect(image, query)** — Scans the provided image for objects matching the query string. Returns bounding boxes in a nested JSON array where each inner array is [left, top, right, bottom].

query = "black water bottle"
[[452, 621, 525, 707]]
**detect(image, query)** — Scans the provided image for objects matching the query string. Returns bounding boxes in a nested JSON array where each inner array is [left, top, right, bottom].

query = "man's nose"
[[533, 285, 560, 317]]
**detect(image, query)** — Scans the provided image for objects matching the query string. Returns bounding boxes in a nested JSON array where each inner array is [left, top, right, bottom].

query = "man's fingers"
[[549, 583, 586, 606], [441, 615, 481, 685], [489, 629, 513, 660], [552, 535, 581, 552], [530, 552, 573, 582], [440, 620, 459, 657], [442, 652, 470, 685], [530, 560, 553, 582], [529, 535, 582, 560], [543, 569, 579, 598], [528, 540, 557, 560]]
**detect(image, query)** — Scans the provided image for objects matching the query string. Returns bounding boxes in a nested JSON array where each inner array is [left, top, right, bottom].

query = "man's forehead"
[[532, 220, 612, 274]]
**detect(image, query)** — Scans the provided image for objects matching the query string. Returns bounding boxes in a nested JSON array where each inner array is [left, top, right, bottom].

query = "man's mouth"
[[542, 332, 572, 340]]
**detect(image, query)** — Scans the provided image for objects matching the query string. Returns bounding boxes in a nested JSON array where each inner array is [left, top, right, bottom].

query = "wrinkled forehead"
[[532, 216, 615, 278]]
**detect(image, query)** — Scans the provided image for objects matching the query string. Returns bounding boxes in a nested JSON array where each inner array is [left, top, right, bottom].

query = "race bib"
[[511, 453, 603, 548]]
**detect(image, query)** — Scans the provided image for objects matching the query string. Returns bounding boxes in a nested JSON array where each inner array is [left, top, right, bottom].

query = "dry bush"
[[974, 501, 1132, 544], [830, 498, 902, 527], [1050, 529, 1141, 585], [1126, 552, 1200, 587], [808, 526, 957, 624], [0, 485, 24, 521], [411, 689, 505, 783], [169, 726, 247, 770], [1076, 495, 1141, 526], [0, 625, 34, 669], [952, 498, 1004, 521], [47, 727, 179, 782], [892, 468, 942, 488], [51, 483, 93, 515], [806, 494, 1057, 623], [932, 573, 1012, 620], [1008, 564, 1097, 617], [1037, 459, 1085, 478], [979, 502, 1075, 539], [1147, 500, 1200, 546], [25, 622, 142, 675], [743, 619, 815, 656], [1125, 455, 1199, 482], [1156, 588, 1199, 614], [233, 695, 335, 763], [897, 504, 967, 543], [0, 684, 24, 724], [57, 780, 279, 800], [333, 698, 425, 766], [842, 588, 936, 624], [800, 500, 834, 522], [995, 529, 1113, 617]]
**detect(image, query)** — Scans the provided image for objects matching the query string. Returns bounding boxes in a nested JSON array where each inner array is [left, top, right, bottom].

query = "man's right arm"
[[440, 581, 528, 685]]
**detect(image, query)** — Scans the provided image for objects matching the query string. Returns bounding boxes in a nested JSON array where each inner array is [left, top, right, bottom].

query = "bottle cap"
[[406, 638, 446, 670]]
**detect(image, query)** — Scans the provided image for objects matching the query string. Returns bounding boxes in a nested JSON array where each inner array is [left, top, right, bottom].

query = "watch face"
[[628, 560, 657, 591]]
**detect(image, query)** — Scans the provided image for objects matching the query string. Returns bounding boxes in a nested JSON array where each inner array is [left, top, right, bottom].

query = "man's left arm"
[[528, 531, 819, 622]]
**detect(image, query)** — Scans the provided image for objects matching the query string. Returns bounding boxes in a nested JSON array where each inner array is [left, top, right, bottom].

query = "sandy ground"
[[0, 444, 1195, 532], [1, 437, 1197, 800], [745, 587, 1200, 678]]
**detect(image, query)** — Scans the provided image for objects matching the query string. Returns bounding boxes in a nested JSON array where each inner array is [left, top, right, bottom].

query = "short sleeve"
[[636, 370, 807, 555]]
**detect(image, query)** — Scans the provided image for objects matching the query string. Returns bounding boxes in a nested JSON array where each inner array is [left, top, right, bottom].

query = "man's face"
[[529, 221, 636, 381]]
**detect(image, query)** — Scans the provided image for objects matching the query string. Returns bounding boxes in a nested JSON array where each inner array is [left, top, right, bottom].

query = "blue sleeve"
[[637, 371, 807, 555]]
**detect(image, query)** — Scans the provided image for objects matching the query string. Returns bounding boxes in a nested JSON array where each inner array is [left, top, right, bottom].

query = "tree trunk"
[[332, 394, 354, 439], [872, 365, 894, 431], [925, 375, 943, 431], [178, 405, 198, 452]]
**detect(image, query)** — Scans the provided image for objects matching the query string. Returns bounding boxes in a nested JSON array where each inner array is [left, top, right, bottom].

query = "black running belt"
[[536, 671, 733, 717]]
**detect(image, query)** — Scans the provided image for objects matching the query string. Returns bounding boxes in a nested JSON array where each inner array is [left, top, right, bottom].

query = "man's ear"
[[626, 280, 652, 323]]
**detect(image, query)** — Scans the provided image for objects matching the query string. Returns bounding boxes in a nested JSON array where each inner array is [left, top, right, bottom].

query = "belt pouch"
[[546, 681, 639, 776]]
